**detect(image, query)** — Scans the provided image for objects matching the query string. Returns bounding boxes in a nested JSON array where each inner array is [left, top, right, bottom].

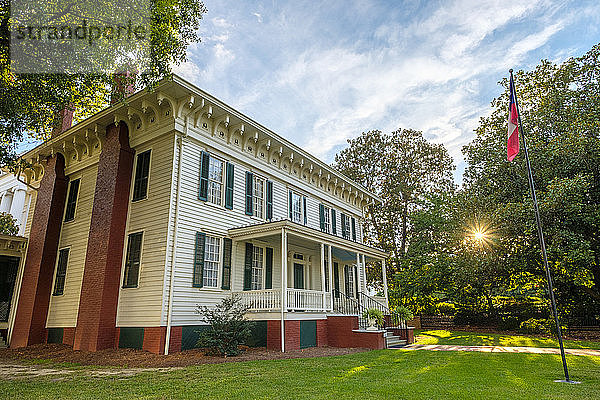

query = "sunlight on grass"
[[336, 365, 370, 380]]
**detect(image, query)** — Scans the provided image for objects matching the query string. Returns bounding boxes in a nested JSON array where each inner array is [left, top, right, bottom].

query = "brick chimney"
[[110, 68, 137, 104], [51, 106, 74, 138]]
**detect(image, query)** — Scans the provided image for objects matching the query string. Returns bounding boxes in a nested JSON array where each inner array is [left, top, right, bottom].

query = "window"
[[342, 213, 351, 240], [123, 232, 143, 288], [207, 156, 224, 205], [203, 236, 220, 288], [53, 248, 69, 295], [251, 246, 264, 290], [64, 178, 80, 222], [253, 176, 265, 219], [290, 192, 302, 223], [132, 150, 151, 201], [320, 204, 331, 233], [344, 264, 354, 297]]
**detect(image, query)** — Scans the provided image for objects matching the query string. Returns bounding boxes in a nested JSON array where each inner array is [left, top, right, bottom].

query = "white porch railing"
[[236, 289, 281, 311], [234, 289, 331, 312]]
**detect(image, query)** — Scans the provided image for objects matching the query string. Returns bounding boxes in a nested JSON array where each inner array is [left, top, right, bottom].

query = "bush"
[[0, 212, 19, 235], [497, 315, 520, 331], [393, 305, 414, 322], [363, 308, 384, 326], [195, 295, 252, 357], [519, 318, 552, 335], [436, 302, 456, 316]]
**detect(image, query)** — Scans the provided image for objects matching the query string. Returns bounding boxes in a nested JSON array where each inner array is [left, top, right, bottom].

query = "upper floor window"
[[253, 176, 265, 219], [319, 204, 331, 233], [341, 213, 351, 240], [132, 150, 151, 201], [207, 156, 224, 206], [289, 191, 306, 224], [203, 236, 221, 288], [64, 178, 80, 222]]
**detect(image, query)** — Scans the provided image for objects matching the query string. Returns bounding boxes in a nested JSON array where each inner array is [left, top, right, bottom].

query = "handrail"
[[358, 292, 408, 330]]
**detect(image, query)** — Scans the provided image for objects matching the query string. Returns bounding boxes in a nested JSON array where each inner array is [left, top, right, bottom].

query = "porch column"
[[328, 244, 333, 310], [320, 243, 326, 312], [356, 253, 361, 297], [382, 259, 389, 308], [281, 227, 287, 352], [361, 254, 368, 295]]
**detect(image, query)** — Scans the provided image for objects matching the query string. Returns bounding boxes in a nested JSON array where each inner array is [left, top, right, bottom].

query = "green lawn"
[[2, 350, 600, 399], [415, 329, 600, 349]]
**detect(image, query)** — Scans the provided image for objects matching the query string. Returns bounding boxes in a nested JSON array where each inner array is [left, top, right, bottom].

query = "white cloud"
[[253, 12, 263, 23]]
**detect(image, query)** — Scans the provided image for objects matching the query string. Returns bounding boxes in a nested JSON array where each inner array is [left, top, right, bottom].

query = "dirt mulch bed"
[[0, 344, 369, 368]]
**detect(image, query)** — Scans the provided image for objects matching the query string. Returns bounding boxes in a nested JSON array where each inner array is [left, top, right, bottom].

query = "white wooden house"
[[9, 75, 408, 354]]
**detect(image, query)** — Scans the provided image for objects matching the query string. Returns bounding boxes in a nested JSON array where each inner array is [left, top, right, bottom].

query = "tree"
[[334, 129, 455, 272], [461, 42, 600, 319], [0, 0, 207, 166]]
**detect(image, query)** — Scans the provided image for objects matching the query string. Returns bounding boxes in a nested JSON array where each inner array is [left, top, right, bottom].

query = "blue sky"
[[172, 0, 600, 184]]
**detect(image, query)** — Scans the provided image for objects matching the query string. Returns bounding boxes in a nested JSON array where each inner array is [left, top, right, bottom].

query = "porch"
[[229, 220, 390, 315]]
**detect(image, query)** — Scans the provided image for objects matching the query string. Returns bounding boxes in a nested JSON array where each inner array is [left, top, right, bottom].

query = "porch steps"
[[384, 331, 406, 349]]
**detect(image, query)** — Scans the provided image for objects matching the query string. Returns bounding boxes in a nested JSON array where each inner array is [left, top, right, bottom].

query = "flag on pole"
[[507, 74, 520, 161]]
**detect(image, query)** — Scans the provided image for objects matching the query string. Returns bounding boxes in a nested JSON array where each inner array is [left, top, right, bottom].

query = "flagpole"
[[509, 69, 575, 383]]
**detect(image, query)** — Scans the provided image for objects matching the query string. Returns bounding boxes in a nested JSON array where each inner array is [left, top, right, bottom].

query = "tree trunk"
[[400, 200, 409, 257]]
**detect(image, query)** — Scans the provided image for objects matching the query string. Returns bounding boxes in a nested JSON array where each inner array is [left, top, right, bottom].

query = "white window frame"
[[323, 205, 331, 233], [203, 235, 221, 288], [342, 214, 351, 240], [290, 191, 303, 224], [252, 175, 265, 219], [207, 155, 225, 206], [251, 245, 264, 290]]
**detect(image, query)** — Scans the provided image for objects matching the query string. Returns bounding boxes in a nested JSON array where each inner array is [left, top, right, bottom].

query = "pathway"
[[402, 344, 600, 356]]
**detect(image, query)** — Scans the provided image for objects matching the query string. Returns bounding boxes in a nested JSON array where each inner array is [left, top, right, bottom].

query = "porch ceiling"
[[228, 219, 389, 259]]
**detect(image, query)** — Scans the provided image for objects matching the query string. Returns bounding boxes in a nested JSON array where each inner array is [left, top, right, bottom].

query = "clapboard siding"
[[116, 133, 174, 327], [23, 190, 36, 238], [46, 165, 97, 328]]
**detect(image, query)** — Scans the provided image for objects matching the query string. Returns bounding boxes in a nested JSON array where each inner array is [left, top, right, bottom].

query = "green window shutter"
[[225, 162, 234, 210], [341, 213, 347, 238], [198, 151, 210, 201], [331, 209, 337, 234], [193, 232, 206, 287], [288, 191, 293, 220], [245, 171, 253, 215], [266, 181, 273, 221], [123, 232, 143, 288], [221, 238, 232, 290], [319, 204, 325, 231], [53, 248, 70, 295], [133, 150, 151, 201], [351, 217, 356, 241], [333, 262, 340, 297], [64, 179, 80, 222], [243, 242, 253, 290], [303, 197, 307, 225], [265, 247, 273, 289]]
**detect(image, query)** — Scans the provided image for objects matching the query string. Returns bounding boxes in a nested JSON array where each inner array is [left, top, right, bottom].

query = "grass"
[[414, 329, 600, 349], [2, 350, 600, 399]]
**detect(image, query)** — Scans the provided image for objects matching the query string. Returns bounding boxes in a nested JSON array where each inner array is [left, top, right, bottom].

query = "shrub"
[[195, 295, 252, 357], [0, 212, 19, 235], [363, 308, 384, 326], [498, 315, 520, 331], [519, 318, 552, 335], [436, 302, 456, 316], [393, 305, 414, 322]]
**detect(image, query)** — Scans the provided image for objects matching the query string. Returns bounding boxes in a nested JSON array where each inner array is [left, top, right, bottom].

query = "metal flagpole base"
[[553, 379, 581, 384]]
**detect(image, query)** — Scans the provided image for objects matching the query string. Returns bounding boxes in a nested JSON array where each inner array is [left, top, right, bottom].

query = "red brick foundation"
[[326, 315, 385, 349], [10, 154, 68, 348], [285, 320, 300, 351], [62, 328, 75, 346], [74, 123, 134, 352], [168, 326, 182, 354], [316, 319, 328, 347], [266, 320, 281, 351], [143, 327, 166, 354]]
